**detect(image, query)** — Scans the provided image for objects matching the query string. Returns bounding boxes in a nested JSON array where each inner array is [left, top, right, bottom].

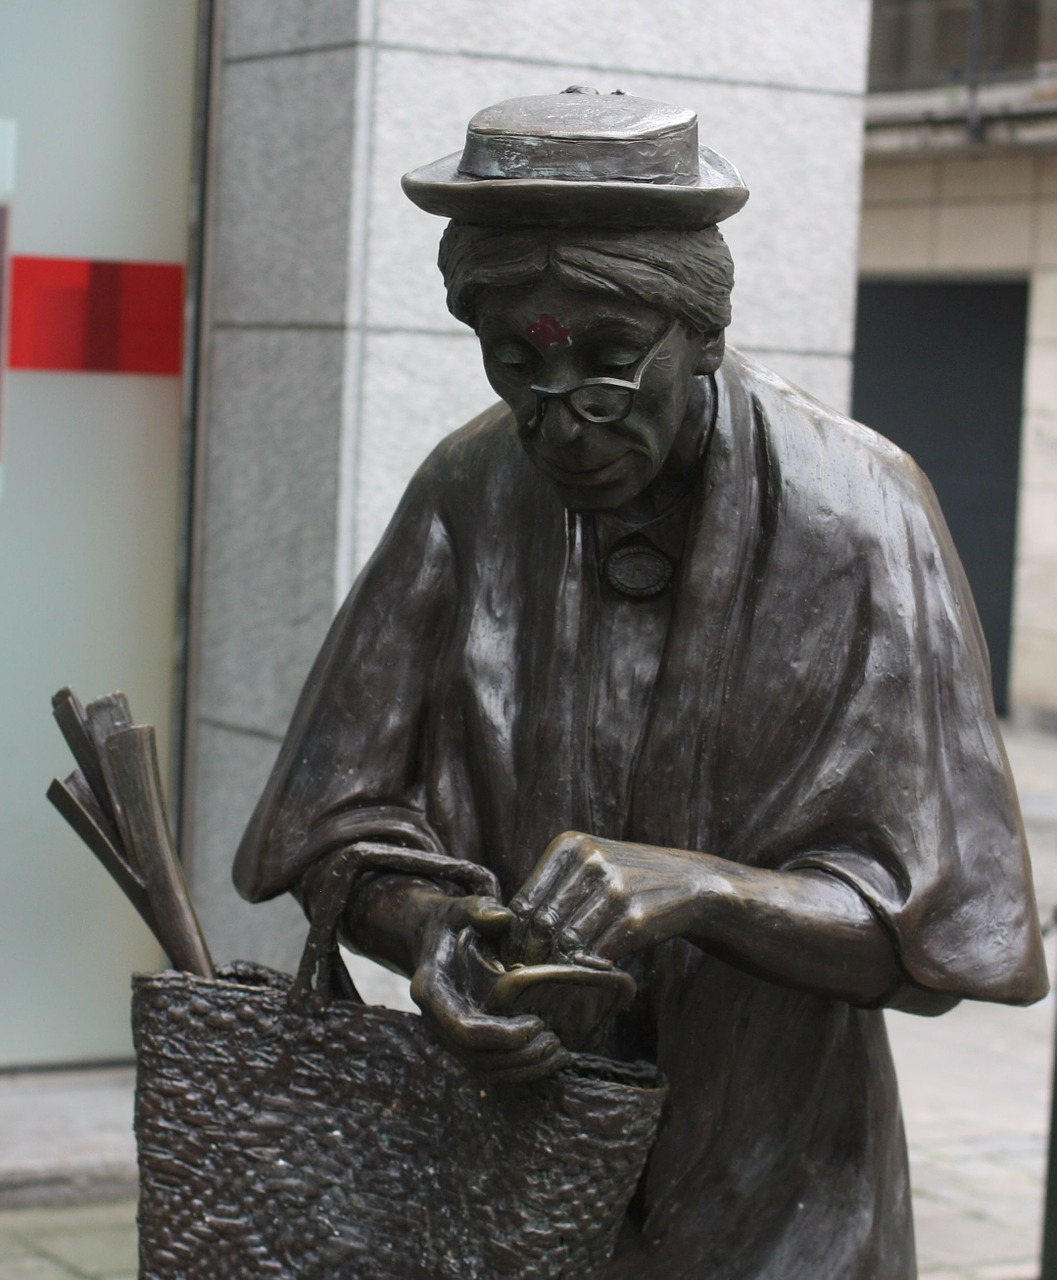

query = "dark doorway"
[[851, 279, 1027, 714]]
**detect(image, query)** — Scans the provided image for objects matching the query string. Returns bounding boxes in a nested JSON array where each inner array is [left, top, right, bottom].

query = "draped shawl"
[[235, 349, 1046, 1277]]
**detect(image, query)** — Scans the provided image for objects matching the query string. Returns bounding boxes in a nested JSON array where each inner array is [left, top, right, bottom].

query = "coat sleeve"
[[728, 410, 1049, 1011], [233, 457, 459, 903], [785, 465, 1049, 1009], [625, 354, 1046, 1013]]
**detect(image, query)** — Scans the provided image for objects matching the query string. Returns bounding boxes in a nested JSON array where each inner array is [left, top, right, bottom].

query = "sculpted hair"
[[438, 222, 735, 337]]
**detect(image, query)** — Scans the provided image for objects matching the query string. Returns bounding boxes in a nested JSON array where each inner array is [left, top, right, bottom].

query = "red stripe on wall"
[[7, 256, 184, 375]]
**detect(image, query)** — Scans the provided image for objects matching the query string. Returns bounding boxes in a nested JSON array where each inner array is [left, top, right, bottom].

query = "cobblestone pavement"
[[890, 977, 1053, 1279], [890, 721, 1057, 1280], [0, 724, 1054, 1279], [0, 1200, 135, 1279]]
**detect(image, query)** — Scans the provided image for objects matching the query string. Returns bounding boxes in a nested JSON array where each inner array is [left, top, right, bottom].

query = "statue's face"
[[476, 281, 708, 511]]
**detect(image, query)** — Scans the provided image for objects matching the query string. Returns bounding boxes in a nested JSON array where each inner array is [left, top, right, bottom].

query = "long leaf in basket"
[[85, 693, 138, 871], [103, 725, 214, 979], [46, 771, 157, 937], [51, 688, 121, 841]]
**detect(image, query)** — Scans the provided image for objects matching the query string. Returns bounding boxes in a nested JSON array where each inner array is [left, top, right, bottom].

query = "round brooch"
[[603, 540, 674, 599]]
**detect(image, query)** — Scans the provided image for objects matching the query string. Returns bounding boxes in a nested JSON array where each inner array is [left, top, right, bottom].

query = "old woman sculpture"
[[234, 90, 1046, 1278]]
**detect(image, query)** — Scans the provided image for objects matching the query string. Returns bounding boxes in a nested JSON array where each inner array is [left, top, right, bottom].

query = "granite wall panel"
[[353, 328, 492, 568], [211, 48, 357, 325], [195, 328, 342, 736], [377, 0, 871, 97], [224, 0, 358, 59], [185, 720, 306, 970]]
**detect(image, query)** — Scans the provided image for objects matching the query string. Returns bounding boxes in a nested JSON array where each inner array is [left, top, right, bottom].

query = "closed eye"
[[589, 343, 647, 374], [490, 342, 537, 372]]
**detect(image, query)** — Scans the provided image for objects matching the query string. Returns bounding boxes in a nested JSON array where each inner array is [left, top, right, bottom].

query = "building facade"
[[859, 0, 1057, 725]]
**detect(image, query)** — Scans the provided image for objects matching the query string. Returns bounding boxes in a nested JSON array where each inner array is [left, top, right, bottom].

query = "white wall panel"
[[377, 0, 871, 97], [0, 0, 197, 261], [0, 0, 195, 1065]]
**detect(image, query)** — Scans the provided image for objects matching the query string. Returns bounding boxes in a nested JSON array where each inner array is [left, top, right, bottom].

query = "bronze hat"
[[402, 88, 749, 230]]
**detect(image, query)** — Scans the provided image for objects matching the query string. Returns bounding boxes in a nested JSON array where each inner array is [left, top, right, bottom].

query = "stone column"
[[183, 0, 363, 967]]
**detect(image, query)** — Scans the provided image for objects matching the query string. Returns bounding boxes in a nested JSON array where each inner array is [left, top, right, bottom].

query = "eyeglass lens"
[[531, 320, 677, 426], [565, 385, 635, 423]]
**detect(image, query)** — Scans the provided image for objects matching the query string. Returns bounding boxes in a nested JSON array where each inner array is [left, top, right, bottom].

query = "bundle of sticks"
[[47, 687, 215, 979]]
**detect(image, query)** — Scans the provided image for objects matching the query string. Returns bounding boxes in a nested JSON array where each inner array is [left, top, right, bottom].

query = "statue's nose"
[[539, 397, 583, 448]]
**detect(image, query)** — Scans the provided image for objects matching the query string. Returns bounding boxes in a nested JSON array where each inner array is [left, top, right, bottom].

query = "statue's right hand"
[[410, 896, 570, 1083]]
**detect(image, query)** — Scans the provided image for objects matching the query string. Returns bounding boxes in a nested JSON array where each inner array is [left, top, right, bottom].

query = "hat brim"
[[401, 145, 748, 229]]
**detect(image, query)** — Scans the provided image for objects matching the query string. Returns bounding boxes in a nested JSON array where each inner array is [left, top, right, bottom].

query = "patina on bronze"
[[235, 89, 1048, 1278]]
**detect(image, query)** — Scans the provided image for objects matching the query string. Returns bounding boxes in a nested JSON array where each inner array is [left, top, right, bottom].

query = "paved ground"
[[892, 721, 1057, 1280], [0, 1201, 135, 1279], [0, 1198, 135, 1280], [0, 1070, 136, 1211], [0, 721, 1054, 1278], [890, 969, 1054, 1278]]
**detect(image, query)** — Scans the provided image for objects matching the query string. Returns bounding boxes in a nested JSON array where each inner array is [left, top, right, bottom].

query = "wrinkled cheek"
[[623, 421, 665, 474], [631, 391, 685, 461]]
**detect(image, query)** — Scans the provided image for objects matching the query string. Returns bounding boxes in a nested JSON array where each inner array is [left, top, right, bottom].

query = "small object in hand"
[[461, 931, 637, 1052]]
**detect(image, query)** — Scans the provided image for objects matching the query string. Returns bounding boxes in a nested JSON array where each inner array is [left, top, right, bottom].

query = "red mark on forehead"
[[527, 313, 572, 351]]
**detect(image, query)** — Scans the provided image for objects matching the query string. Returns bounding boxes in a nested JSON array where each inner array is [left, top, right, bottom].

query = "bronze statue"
[[233, 89, 1048, 1278]]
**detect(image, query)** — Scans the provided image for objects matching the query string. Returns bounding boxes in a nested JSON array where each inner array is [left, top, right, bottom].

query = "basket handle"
[[291, 842, 502, 1007]]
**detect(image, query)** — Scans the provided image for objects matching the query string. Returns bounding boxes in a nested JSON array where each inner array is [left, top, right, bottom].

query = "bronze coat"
[[236, 349, 1047, 1278]]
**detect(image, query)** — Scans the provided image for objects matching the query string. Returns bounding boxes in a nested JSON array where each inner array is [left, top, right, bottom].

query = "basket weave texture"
[[133, 962, 666, 1279]]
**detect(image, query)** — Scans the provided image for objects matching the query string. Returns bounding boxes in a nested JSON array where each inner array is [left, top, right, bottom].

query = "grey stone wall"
[[184, 1, 360, 966], [184, 0, 873, 973]]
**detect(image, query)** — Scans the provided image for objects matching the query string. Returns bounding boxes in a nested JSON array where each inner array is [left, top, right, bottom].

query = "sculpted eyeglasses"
[[530, 320, 679, 427]]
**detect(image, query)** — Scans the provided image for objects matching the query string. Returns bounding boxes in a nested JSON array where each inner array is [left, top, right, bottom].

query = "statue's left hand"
[[506, 831, 707, 966]]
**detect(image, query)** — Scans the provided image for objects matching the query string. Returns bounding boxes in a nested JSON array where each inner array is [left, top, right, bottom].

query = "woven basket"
[[133, 849, 666, 1279]]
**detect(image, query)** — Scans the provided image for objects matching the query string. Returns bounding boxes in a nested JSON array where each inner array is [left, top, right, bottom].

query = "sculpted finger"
[[507, 834, 597, 963], [566, 948, 620, 972], [417, 999, 547, 1056], [471, 1035, 571, 1083], [453, 1009, 547, 1054], [412, 926, 542, 1044], [525, 859, 623, 967], [527, 864, 611, 958], [508, 832, 588, 918], [481, 1053, 570, 1084], [461, 897, 515, 939], [559, 884, 641, 961], [411, 962, 546, 1054]]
